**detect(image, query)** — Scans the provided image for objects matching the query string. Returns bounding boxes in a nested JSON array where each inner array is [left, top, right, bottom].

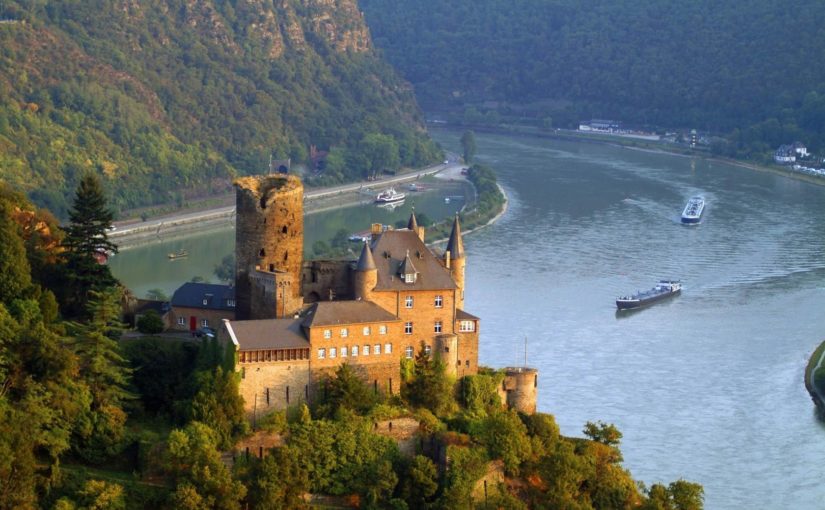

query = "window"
[[201, 319, 209, 327], [385, 343, 392, 354], [374, 344, 381, 355], [459, 321, 475, 332], [318, 348, 326, 359], [434, 321, 442, 333], [435, 295, 443, 308], [227, 299, 235, 307], [330, 347, 337, 359], [341, 346, 348, 358], [404, 322, 413, 335], [379, 325, 387, 335], [405, 295, 414, 308], [177, 316, 185, 326], [363, 344, 370, 355], [404, 273, 416, 284], [352, 345, 359, 357], [405, 346, 414, 359], [324, 329, 331, 339], [340, 328, 348, 338], [363, 326, 371, 336], [424, 345, 432, 356]]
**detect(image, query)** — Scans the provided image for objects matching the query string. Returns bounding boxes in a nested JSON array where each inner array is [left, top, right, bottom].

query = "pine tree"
[[62, 174, 119, 318], [460, 130, 476, 164]]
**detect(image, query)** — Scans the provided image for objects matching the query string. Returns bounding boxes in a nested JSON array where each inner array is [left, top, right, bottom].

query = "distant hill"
[[361, 0, 825, 155], [0, 0, 438, 218]]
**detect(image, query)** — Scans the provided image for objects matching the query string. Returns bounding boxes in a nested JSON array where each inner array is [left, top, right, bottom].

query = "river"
[[112, 130, 825, 508]]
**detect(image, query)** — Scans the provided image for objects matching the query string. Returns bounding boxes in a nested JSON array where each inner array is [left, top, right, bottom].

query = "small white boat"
[[375, 188, 406, 203], [681, 196, 705, 224]]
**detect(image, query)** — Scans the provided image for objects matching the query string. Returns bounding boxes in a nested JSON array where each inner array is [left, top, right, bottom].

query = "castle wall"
[[303, 260, 353, 302], [456, 330, 479, 378], [169, 306, 235, 332], [235, 175, 304, 319], [238, 358, 311, 419]]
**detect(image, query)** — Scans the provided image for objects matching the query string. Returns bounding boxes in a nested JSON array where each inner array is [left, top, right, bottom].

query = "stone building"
[[169, 282, 236, 333], [221, 173, 534, 418]]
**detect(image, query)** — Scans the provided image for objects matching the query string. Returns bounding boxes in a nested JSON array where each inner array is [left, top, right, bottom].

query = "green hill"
[[360, 0, 825, 155], [0, 0, 438, 218]]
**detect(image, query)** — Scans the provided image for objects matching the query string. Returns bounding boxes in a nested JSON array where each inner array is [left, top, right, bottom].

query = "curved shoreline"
[[805, 340, 825, 412]]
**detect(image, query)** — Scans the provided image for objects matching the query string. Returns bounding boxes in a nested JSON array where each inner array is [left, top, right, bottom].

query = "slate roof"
[[225, 318, 308, 350], [456, 309, 480, 321], [302, 301, 399, 328], [356, 242, 376, 271], [407, 211, 419, 231], [171, 282, 235, 311], [370, 230, 457, 291], [135, 299, 170, 315], [446, 216, 464, 259]]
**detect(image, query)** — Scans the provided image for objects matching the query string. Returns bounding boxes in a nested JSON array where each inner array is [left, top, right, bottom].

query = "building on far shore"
[[170, 282, 236, 333]]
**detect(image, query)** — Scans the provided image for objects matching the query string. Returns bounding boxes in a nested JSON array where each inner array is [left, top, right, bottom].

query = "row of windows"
[[404, 295, 444, 309], [318, 343, 394, 359], [403, 321, 443, 334], [177, 317, 210, 328], [323, 325, 387, 339], [239, 348, 310, 363]]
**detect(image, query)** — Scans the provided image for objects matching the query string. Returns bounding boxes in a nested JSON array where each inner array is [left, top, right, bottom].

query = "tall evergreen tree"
[[62, 174, 119, 318], [460, 130, 476, 164]]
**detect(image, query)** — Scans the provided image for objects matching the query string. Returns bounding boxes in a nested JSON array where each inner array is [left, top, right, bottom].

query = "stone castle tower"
[[234, 175, 304, 320], [501, 367, 538, 414]]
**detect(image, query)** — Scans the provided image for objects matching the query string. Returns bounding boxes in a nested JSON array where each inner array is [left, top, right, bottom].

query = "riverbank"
[[431, 122, 825, 188], [805, 340, 825, 412]]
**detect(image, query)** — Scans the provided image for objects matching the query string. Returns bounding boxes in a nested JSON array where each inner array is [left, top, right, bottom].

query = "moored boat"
[[616, 280, 681, 310], [168, 249, 188, 260], [375, 188, 405, 203], [681, 196, 705, 224]]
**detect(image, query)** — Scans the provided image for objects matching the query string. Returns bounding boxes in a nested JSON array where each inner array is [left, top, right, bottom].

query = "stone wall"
[[502, 367, 538, 414], [237, 359, 311, 419], [302, 260, 353, 303]]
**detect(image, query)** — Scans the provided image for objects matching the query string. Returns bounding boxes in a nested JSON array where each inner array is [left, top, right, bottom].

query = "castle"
[[219, 174, 536, 418]]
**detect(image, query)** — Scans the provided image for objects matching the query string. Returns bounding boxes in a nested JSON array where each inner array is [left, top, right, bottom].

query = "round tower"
[[354, 242, 377, 302], [234, 174, 304, 319], [435, 334, 459, 377], [503, 367, 538, 414], [445, 215, 466, 309]]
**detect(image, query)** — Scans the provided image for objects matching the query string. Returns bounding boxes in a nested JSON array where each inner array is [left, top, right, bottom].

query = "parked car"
[[195, 326, 216, 338]]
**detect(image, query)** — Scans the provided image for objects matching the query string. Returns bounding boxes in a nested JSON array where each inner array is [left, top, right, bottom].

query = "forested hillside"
[[361, 0, 825, 155], [0, 0, 439, 218]]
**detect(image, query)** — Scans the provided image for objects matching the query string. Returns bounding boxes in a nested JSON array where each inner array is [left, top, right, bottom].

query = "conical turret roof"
[[446, 215, 464, 259], [407, 209, 419, 231], [356, 242, 376, 271]]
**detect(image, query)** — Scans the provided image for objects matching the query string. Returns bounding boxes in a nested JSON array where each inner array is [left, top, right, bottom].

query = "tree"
[[402, 341, 455, 416], [245, 446, 310, 510], [583, 421, 623, 448], [61, 174, 119, 318], [641, 480, 704, 510], [188, 366, 247, 449], [315, 363, 377, 418], [213, 254, 235, 283], [361, 133, 400, 179], [145, 288, 169, 301], [398, 455, 438, 509], [0, 203, 32, 305], [460, 130, 476, 164], [137, 310, 164, 334]]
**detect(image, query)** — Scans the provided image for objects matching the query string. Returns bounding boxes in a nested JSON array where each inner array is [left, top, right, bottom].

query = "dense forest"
[[0, 0, 440, 218], [360, 0, 825, 158]]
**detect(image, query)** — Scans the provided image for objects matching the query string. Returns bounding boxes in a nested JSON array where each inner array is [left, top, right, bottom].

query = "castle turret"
[[234, 174, 304, 319], [501, 367, 538, 414], [354, 242, 377, 302], [445, 215, 466, 309], [407, 209, 425, 242]]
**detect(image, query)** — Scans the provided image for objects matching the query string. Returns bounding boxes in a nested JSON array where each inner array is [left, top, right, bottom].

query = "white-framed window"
[[227, 299, 236, 307], [202, 299, 208, 305], [341, 346, 348, 358], [434, 321, 442, 333], [424, 345, 432, 356], [374, 344, 381, 355], [341, 328, 349, 338], [363, 344, 370, 355], [201, 319, 209, 327], [404, 273, 416, 284], [177, 316, 185, 326], [404, 322, 413, 335], [434, 295, 443, 308], [318, 348, 326, 359], [330, 347, 337, 359], [405, 295, 414, 308], [379, 325, 387, 335], [459, 321, 475, 332], [384, 343, 392, 354], [352, 345, 359, 357], [405, 346, 414, 359], [324, 329, 331, 339], [363, 326, 371, 336]]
